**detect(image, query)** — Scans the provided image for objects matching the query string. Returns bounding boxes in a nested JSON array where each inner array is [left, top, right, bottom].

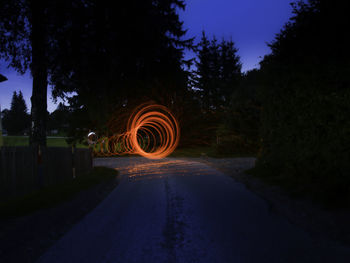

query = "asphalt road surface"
[[37, 157, 350, 263]]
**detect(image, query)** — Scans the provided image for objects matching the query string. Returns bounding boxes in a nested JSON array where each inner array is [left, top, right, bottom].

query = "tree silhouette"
[[47, 0, 194, 142], [1, 0, 195, 144], [217, 69, 261, 155], [2, 91, 30, 135], [257, 0, 350, 203], [0, 0, 74, 146], [0, 74, 7, 82], [195, 32, 242, 112], [47, 103, 71, 135]]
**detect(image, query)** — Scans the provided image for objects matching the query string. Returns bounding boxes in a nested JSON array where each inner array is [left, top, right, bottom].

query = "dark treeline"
[[0, 0, 244, 148], [256, 0, 350, 205], [1, 92, 68, 136], [1, 0, 349, 204], [1, 91, 30, 135], [48, 0, 195, 143], [182, 31, 244, 146], [0, 0, 194, 146]]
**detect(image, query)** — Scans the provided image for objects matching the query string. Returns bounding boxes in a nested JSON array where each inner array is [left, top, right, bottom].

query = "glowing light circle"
[[92, 104, 180, 159]]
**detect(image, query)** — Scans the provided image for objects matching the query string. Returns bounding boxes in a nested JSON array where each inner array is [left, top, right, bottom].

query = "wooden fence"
[[0, 146, 92, 200]]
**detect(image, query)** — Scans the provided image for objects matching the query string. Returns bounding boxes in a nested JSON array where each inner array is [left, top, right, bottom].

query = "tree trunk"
[[30, 0, 47, 147]]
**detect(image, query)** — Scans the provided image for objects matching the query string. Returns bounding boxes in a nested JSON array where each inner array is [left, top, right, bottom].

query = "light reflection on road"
[[115, 159, 213, 182]]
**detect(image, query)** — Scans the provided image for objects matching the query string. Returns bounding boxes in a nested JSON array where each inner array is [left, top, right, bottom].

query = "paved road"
[[37, 157, 350, 263]]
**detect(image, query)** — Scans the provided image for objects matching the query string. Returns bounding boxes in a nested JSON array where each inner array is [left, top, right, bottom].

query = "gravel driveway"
[[36, 157, 350, 263]]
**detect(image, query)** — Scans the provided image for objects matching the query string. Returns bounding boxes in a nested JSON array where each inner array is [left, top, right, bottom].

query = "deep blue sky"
[[0, 0, 294, 112]]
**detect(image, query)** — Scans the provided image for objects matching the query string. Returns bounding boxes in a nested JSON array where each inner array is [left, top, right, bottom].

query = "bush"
[[255, 0, 350, 207], [257, 81, 350, 205]]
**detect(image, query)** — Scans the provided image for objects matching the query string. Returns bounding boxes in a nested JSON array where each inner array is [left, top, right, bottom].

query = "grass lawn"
[[245, 166, 350, 209], [0, 166, 118, 217], [2, 136, 87, 148]]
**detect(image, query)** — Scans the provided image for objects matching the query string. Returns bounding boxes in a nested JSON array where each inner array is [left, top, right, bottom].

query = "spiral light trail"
[[91, 104, 180, 159]]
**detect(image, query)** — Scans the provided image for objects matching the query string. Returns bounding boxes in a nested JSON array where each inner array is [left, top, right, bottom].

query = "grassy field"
[[0, 167, 118, 217], [2, 136, 87, 148]]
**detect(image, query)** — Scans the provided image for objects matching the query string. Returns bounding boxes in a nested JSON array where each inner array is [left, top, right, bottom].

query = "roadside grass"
[[0, 167, 118, 218], [245, 166, 313, 199], [2, 136, 29, 146], [3, 136, 87, 148], [245, 166, 286, 187], [170, 146, 257, 158], [245, 166, 350, 209]]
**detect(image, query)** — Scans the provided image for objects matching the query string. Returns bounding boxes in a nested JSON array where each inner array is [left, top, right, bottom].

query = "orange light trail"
[[91, 104, 180, 159]]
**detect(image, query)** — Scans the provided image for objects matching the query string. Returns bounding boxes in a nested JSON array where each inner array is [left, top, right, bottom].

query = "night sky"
[[0, 0, 294, 112]]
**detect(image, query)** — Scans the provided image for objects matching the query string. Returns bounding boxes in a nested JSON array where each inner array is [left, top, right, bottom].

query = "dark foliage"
[[190, 32, 244, 147], [0, 73, 7, 82], [0, 0, 70, 146], [217, 69, 261, 155], [2, 91, 30, 135], [195, 31, 242, 112], [47, 103, 71, 135], [257, 0, 350, 205], [0, 0, 197, 145], [47, 0, 194, 143]]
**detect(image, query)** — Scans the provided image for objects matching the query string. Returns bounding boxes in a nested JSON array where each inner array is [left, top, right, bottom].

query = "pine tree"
[[3, 91, 30, 135], [195, 32, 241, 111], [196, 32, 211, 110], [219, 39, 242, 106]]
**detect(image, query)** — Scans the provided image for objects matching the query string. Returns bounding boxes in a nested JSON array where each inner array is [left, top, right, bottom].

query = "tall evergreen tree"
[[195, 32, 242, 111], [195, 32, 212, 110], [219, 39, 242, 105], [3, 91, 30, 135]]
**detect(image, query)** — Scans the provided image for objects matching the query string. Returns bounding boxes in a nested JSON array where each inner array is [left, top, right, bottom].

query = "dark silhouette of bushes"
[[256, 0, 350, 206]]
